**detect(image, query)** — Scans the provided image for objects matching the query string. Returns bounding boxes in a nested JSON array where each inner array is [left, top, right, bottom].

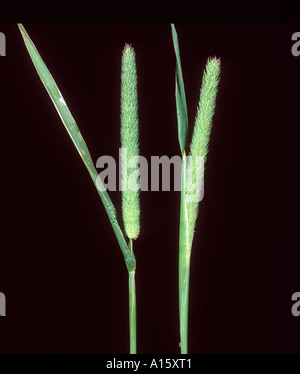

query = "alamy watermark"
[[0, 292, 6, 316], [291, 32, 300, 57], [0, 32, 5, 56], [291, 292, 300, 317], [95, 148, 205, 202]]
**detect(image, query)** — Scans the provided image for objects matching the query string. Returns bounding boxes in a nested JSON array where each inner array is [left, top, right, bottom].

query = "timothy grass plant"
[[18, 23, 220, 354], [171, 24, 221, 354], [121, 44, 140, 354], [18, 24, 140, 354]]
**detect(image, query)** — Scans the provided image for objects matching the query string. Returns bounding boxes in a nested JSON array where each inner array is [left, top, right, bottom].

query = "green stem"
[[129, 239, 136, 354], [179, 154, 192, 354]]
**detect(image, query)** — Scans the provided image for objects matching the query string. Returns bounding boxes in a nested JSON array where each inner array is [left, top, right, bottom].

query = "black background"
[[0, 21, 299, 354]]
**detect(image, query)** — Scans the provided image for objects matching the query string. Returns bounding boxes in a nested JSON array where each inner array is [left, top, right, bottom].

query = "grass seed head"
[[121, 44, 140, 240]]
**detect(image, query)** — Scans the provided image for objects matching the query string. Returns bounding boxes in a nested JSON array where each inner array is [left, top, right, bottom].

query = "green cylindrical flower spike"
[[189, 57, 220, 161], [121, 44, 140, 240], [187, 57, 220, 241]]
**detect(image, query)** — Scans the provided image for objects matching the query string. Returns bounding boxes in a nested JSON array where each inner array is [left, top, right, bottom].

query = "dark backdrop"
[[0, 23, 299, 354]]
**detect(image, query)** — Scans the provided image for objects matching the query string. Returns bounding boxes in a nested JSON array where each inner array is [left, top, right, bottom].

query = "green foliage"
[[171, 24, 189, 154], [172, 24, 221, 354], [18, 24, 136, 272]]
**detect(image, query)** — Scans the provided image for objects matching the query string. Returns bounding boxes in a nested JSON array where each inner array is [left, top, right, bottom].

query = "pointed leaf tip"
[[171, 24, 188, 154]]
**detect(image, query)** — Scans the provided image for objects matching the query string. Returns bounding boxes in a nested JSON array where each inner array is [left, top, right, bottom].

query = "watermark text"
[[0, 32, 5, 56], [291, 32, 300, 57], [0, 292, 6, 316], [291, 292, 300, 317], [95, 149, 205, 202]]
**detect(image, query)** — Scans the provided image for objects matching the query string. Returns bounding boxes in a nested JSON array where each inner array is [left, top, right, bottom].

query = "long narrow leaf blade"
[[18, 24, 135, 272], [171, 24, 188, 153]]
